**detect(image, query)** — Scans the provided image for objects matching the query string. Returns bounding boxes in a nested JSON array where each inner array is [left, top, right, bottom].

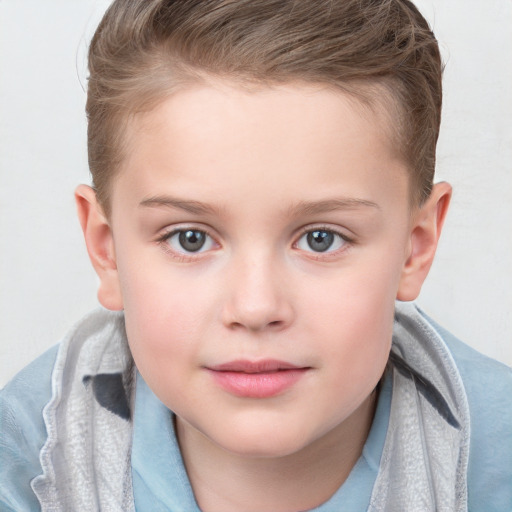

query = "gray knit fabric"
[[31, 309, 135, 512], [369, 302, 470, 511]]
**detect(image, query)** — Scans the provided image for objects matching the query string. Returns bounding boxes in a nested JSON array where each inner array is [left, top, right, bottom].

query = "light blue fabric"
[[0, 344, 58, 512], [1, 309, 511, 510], [131, 373, 200, 511]]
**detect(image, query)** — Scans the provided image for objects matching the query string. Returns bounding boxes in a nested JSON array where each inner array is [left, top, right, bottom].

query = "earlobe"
[[75, 185, 124, 311], [397, 182, 452, 302]]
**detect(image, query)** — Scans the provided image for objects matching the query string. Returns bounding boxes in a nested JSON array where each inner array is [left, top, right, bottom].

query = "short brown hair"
[[87, 0, 443, 215]]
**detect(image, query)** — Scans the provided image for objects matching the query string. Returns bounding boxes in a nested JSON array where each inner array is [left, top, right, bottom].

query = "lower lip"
[[207, 368, 309, 398]]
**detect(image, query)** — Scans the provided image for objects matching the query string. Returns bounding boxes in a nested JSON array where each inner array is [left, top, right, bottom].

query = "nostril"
[[221, 293, 294, 331], [228, 320, 283, 331]]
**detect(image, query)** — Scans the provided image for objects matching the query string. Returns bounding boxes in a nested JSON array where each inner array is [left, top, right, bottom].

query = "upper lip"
[[208, 359, 307, 373]]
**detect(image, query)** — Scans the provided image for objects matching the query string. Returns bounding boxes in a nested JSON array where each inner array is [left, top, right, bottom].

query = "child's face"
[[107, 83, 414, 457]]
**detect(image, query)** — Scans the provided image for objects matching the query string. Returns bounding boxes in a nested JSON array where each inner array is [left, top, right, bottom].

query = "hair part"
[[87, 0, 443, 216]]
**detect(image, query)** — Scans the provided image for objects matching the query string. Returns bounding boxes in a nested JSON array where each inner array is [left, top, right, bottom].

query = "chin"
[[210, 421, 316, 459], [223, 438, 307, 459]]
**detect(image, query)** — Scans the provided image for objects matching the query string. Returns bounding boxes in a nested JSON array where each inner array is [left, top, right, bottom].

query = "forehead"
[[113, 82, 409, 218]]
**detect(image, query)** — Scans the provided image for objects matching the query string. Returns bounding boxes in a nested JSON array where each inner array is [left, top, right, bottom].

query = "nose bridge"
[[223, 246, 292, 331]]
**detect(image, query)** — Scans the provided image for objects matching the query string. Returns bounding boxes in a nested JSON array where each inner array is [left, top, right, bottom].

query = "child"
[[1, 0, 511, 510]]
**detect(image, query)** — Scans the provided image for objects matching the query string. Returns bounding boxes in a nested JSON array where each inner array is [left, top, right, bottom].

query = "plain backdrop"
[[1, 0, 511, 387]]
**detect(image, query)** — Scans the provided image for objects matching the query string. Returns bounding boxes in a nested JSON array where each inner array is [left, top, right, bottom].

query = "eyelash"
[[155, 225, 354, 262], [294, 225, 354, 259], [156, 227, 218, 262]]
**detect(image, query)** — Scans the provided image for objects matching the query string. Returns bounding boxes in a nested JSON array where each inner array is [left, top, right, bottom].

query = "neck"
[[176, 391, 377, 512]]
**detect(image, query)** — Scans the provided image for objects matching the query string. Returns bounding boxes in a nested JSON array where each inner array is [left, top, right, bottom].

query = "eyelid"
[[294, 224, 354, 242], [155, 224, 220, 261], [292, 225, 354, 257]]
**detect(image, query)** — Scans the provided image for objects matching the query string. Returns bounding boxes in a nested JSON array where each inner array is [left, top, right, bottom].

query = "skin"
[[76, 82, 451, 511]]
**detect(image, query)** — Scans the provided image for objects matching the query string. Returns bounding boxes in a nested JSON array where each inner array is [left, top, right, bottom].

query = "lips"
[[206, 359, 310, 398]]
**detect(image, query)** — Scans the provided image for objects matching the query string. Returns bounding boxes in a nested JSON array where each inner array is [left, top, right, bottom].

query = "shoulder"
[[0, 308, 131, 510], [418, 308, 512, 511], [0, 344, 58, 511]]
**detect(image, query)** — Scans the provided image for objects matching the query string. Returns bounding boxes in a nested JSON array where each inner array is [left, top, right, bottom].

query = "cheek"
[[118, 246, 209, 334], [300, 255, 399, 383], [302, 250, 400, 327], [115, 254, 210, 388]]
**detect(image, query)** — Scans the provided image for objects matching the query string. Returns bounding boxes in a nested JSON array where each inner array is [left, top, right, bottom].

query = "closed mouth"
[[206, 359, 311, 398], [207, 359, 308, 373]]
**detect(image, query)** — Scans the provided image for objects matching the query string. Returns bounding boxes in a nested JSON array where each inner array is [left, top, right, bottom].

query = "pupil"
[[307, 230, 333, 252], [179, 230, 206, 252]]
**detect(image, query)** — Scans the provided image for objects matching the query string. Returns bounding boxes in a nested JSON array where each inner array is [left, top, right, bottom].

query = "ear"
[[75, 185, 123, 311], [397, 182, 452, 302]]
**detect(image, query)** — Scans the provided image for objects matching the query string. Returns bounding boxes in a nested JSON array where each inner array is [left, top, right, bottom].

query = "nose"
[[221, 251, 294, 332]]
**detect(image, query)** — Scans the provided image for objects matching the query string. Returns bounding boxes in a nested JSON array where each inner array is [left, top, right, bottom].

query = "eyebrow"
[[139, 195, 219, 215], [288, 198, 380, 216]]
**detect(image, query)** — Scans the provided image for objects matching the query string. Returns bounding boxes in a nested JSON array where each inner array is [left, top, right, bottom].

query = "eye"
[[296, 229, 348, 253], [165, 229, 215, 254]]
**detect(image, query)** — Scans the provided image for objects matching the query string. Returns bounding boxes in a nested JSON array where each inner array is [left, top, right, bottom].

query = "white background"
[[1, 1, 511, 387]]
